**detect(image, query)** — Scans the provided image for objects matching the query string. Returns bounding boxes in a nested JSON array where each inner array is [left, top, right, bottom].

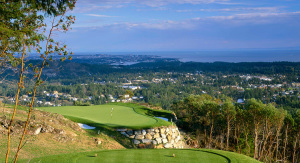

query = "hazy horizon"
[[53, 0, 300, 52]]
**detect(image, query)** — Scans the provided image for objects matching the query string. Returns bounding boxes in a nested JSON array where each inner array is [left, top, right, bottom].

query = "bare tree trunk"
[[209, 119, 214, 149], [13, 18, 56, 163], [254, 125, 259, 159], [275, 128, 281, 162], [5, 38, 26, 163], [283, 125, 288, 163], [245, 133, 251, 155], [258, 131, 271, 161], [220, 132, 224, 150], [236, 124, 240, 153], [204, 128, 207, 148], [292, 132, 299, 163], [226, 119, 230, 151]]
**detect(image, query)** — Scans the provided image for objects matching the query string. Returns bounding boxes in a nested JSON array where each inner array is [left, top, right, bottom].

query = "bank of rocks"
[[117, 126, 185, 149]]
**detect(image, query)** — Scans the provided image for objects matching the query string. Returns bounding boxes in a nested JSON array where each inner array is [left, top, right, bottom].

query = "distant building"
[[237, 99, 245, 104], [37, 101, 43, 104]]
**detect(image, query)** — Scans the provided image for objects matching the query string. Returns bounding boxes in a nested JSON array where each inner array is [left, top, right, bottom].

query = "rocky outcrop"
[[117, 125, 184, 149]]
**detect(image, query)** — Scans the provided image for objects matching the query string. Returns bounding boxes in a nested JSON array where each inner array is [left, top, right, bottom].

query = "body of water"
[[77, 123, 96, 129], [104, 50, 300, 63]]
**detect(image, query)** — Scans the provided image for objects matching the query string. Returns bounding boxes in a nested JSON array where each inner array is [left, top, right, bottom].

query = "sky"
[[56, 0, 300, 52]]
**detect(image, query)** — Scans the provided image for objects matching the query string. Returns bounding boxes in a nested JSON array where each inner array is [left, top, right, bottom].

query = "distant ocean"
[[102, 50, 300, 63]]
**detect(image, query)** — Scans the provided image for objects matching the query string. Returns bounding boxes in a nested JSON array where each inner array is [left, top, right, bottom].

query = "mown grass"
[[38, 103, 172, 129], [21, 149, 261, 163]]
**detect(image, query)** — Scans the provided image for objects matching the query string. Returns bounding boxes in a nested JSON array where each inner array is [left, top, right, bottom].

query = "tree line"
[[171, 94, 300, 163]]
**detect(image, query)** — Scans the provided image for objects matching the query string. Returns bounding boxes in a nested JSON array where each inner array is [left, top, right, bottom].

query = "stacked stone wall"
[[117, 125, 184, 148]]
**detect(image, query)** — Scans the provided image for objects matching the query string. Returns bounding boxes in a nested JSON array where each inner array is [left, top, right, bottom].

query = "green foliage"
[[73, 100, 90, 106], [172, 95, 299, 162]]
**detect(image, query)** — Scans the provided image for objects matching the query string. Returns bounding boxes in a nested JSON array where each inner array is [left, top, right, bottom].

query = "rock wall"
[[117, 125, 184, 149]]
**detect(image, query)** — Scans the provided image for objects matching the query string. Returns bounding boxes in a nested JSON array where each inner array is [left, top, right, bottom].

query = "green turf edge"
[[37, 103, 173, 129], [110, 103, 174, 125], [19, 149, 261, 163]]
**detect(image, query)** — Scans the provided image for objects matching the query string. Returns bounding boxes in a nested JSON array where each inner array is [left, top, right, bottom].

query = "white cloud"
[[188, 11, 300, 25], [75, 0, 231, 8], [85, 14, 116, 18], [208, 11, 300, 20], [177, 7, 281, 13], [71, 4, 124, 13], [140, 0, 231, 7], [73, 11, 300, 30]]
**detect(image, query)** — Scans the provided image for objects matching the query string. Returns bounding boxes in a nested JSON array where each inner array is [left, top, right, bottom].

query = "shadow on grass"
[[189, 149, 231, 163]]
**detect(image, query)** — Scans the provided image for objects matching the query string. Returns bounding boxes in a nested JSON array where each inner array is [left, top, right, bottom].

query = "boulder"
[[160, 128, 165, 134], [167, 135, 172, 141], [161, 134, 166, 139], [138, 144, 145, 148], [153, 133, 160, 139], [141, 139, 152, 144], [154, 128, 160, 133], [145, 143, 155, 149], [170, 139, 175, 144], [149, 132, 155, 136], [121, 132, 129, 137], [34, 127, 42, 135], [172, 128, 176, 133], [164, 143, 172, 148], [155, 138, 162, 144], [166, 128, 169, 133], [135, 134, 144, 140], [142, 130, 146, 135], [174, 132, 178, 137], [95, 138, 102, 145], [116, 129, 127, 132], [152, 140, 157, 145], [172, 133, 176, 139], [134, 130, 142, 135], [173, 143, 180, 148], [126, 130, 133, 135], [146, 129, 151, 133], [129, 135, 135, 139], [145, 133, 152, 140], [162, 138, 168, 144], [41, 125, 54, 133], [156, 144, 164, 149], [150, 129, 155, 132], [133, 139, 140, 145]]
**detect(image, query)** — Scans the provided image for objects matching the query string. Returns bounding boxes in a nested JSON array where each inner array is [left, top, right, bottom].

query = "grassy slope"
[[0, 106, 126, 161], [38, 103, 172, 129], [23, 149, 260, 163]]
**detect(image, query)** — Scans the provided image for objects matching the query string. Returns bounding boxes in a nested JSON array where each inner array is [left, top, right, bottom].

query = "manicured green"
[[38, 103, 172, 129], [24, 149, 260, 163]]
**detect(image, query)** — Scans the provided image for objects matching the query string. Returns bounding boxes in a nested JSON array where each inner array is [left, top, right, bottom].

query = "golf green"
[[26, 149, 260, 163], [38, 105, 165, 128]]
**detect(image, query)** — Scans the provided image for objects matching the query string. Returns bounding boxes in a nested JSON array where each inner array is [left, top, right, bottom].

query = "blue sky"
[[57, 0, 300, 52]]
